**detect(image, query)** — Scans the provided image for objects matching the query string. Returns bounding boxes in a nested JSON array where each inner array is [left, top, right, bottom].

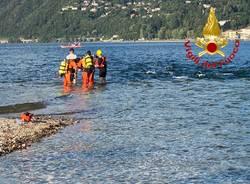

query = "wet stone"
[[0, 116, 79, 156]]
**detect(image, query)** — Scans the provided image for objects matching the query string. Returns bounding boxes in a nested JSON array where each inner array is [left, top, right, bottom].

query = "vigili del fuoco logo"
[[184, 7, 240, 69]]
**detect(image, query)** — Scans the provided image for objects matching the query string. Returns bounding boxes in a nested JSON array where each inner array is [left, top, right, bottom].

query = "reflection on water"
[[0, 42, 250, 183]]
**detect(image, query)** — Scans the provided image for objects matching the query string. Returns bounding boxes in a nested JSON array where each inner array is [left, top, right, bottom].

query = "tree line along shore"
[[0, 0, 249, 42]]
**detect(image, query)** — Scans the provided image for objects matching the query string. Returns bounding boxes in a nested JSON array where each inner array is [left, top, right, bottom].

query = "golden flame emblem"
[[196, 7, 228, 57]]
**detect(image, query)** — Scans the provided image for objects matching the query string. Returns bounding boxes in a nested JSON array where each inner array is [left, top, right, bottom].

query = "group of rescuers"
[[59, 48, 107, 89]]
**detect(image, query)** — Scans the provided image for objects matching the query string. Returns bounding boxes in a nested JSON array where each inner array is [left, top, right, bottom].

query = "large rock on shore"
[[0, 116, 78, 156]]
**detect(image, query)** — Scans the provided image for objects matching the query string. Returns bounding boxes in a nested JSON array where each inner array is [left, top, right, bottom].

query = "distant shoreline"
[[0, 39, 186, 44], [0, 39, 250, 45]]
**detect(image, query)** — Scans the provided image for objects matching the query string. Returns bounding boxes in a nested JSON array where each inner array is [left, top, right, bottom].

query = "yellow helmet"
[[96, 49, 102, 57]]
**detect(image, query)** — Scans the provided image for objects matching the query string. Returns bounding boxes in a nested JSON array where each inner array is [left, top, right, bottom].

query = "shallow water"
[[0, 42, 250, 183]]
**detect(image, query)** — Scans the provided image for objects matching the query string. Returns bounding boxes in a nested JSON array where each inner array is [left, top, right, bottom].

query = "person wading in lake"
[[64, 48, 78, 86], [78, 50, 95, 89], [94, 49, 107, 84]]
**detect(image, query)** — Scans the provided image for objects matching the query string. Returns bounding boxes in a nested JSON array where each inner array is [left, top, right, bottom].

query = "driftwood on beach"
[[0, 116, 78, 156]]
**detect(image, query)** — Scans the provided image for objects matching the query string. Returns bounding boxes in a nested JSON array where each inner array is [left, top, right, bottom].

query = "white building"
[[0, 39, 8, 44], [20, 38, 38, 43], [81, 7, 87, 11], [219, 20, 229, 26], [152, 8, 161, 12], [83, 0, 90, 6], [62, 6, 78, 11], [223, 27, 250, 40], [92, 1, 98, 7], [203, 4, 211, 9], [90, 8, 97, 13], [239, 27, 250, 40]]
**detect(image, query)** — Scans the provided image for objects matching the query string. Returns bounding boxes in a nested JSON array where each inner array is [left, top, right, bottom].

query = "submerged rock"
[[0, 116, 78, 156]]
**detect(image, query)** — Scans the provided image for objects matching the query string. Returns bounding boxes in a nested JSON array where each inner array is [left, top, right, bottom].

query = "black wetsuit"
[[96, 57, 107, 78]]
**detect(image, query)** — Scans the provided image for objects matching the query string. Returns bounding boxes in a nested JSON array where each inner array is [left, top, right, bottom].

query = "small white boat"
[[60, 42, 82, 48]]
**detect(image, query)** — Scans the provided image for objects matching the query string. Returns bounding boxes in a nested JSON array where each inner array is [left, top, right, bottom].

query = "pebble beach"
[[0, 116, 78, 156]]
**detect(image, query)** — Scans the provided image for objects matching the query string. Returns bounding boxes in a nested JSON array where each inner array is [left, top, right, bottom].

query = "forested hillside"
[[0, 0, 249, 42]]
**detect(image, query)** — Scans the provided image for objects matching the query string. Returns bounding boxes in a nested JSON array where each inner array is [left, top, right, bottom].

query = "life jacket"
[[83, 55, 94, 69], [59, 60, 68, 76], [20, 112, 33, 122], [95, 56, 106, 68]]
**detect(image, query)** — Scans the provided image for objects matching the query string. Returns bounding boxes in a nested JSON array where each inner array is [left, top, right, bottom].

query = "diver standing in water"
[[78, 50, 95, 89], [64, 48, 78, 86], [94, 49, 107, 84]]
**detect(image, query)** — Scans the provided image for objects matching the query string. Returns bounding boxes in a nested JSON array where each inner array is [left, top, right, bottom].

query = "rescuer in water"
[[63, 48, 78, 86], [94, 49, 107, 84], [78, 50, 95, 89]]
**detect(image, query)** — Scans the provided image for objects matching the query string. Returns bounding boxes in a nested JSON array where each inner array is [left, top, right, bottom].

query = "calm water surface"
[[0, 42, 250, 183]]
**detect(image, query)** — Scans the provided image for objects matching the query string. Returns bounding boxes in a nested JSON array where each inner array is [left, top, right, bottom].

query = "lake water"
[[0, 42, 250, 183]]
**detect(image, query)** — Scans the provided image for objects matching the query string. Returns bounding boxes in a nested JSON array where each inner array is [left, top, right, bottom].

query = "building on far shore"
[[239, 27, 250, 40], [0, 39, 8, 44], [223, 30, 237, 40], [223, 27, 250, 40], [20, 38, 39, 43], [62, 6, 78, 11]]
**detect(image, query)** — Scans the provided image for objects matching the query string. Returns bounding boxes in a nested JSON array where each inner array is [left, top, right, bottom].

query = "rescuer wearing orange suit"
[[78, 50, 95, 89], [64, 48, 78, 86]]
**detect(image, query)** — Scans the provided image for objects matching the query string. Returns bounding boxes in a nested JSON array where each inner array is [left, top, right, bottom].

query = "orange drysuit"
[[78, 55, 94, 89], [64, 59, 77, 86]]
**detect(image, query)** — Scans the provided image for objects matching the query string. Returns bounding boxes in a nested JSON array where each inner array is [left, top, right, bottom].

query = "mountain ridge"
[[0, 0, 249, 42]]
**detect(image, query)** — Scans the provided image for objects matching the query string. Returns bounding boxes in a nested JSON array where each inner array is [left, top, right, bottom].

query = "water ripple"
[[0, 42, 250, 183]]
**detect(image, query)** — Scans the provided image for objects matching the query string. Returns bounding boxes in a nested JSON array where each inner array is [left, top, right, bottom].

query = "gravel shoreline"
[[0, 115, 79, 156]]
